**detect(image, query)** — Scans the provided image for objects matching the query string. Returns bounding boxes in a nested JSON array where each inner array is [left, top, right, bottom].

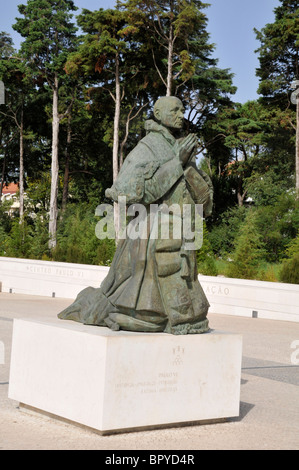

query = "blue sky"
[[0, 0, 280, 103]]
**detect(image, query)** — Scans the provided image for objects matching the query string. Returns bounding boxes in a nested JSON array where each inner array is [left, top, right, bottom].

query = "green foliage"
[[215, 101, 269, 157], [255, 0, 299, 100], [13, 0, 78, 79], [52, 203, 116, 265], [0, 199, 13, 234], [215, 258, 282, 282], [0, 31, 15, 58], [0, 0, 297, 285], [285, 234, 299, 258], [209, 205, 247, 256], [252, 191, 299, 262], [279, 254, 299, 284], [279, 235, 299, 284], [209, 190, 298, 265], [0, 224, 6, 255], [245, 170, 290, 206], [94, 239, 117, 267], [3, 219, 33, 258], [225, 210, 266, 280], [0, 201, 116, 265], [0, 201, 11, 256], [256, 263, 280, 282], [197, 221, 218, 276], [25, 173, 51, 212], [27, 215, 51, 260]]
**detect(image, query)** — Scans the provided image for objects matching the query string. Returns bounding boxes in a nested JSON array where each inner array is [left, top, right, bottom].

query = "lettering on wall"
[[25, 264, 84, 278], [205, 284, 230, 296]]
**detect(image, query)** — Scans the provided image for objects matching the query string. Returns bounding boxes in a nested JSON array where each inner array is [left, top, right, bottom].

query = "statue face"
[[155, 97, 185, 130]]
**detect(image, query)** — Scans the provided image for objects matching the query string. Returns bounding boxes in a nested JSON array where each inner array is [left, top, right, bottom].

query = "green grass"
[[213, 258, 282, 282]]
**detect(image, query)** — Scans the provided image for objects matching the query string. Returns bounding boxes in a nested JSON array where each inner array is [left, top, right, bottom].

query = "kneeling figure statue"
[[58, 96, 213, 335]]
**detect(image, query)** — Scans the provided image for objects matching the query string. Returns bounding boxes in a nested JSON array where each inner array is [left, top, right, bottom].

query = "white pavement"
[[1, 292, 299, 450]]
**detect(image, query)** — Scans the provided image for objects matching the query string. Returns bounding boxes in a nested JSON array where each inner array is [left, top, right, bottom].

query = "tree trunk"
[[49, 74, 60, 250], [296, 94, 299, 198], [120, 101, 149, 167], [19, 103, 24, 223], [113, 53, 121, 183], [0, 150, 6, 202], [113, 52, 121, 241], [237, 180, 247, 206], [166, 24, 173, 97], [120, 113, 130, 168], [61, 114, 71, 214]]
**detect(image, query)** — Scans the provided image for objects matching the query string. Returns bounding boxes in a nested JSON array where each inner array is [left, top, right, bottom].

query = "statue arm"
[[143, 158, 184, 205], [184, 165, 213, 217], [105, 138, 184, 206]]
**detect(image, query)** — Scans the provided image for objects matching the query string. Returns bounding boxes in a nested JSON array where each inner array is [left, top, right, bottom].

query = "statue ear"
[[154, 107, 161, 122]]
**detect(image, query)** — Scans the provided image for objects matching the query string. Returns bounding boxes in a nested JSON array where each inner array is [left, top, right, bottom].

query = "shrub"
[[225, 210, 265, 280], [197, 221, 218, 276], [279, 235, 299, 284], [279, 254, 299, 284], [208, 205, 247, 256], [4, 219, 33, 258], [94, 239, 116, 266]]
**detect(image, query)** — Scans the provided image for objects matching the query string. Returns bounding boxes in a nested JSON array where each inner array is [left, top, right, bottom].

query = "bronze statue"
[[58, 96, 213, 334]]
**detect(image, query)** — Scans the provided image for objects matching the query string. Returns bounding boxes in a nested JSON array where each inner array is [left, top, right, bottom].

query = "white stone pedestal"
[[9, 317, 242, 433]]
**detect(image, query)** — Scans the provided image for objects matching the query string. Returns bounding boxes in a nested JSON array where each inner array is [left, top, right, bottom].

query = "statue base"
[[9, 317, 242, 434]]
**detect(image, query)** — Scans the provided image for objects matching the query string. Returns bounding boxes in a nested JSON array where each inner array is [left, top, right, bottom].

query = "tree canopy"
[[0, 0, 298, 283]]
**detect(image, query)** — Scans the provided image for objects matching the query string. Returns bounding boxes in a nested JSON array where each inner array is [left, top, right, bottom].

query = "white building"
[[1, 183, 20, 215]]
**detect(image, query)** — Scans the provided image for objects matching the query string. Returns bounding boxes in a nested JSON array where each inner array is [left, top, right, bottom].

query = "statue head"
[[154, 96, 184, 131]]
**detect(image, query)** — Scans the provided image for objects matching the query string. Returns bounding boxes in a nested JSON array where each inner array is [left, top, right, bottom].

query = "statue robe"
[[58, 120, 213, 335]]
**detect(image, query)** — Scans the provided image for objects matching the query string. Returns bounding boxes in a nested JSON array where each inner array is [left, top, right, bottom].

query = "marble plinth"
[[9, 317, 242, 433]]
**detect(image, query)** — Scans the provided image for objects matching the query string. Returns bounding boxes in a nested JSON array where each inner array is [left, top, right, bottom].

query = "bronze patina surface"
[[58, 97, 213, 334]]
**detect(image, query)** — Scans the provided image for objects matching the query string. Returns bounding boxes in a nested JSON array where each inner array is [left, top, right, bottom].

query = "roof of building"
[[2, 183, 19, 194]]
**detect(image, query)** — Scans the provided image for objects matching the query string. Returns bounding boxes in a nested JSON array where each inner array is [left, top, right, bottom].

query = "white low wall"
[[0, 256, 108, 299], [0, 257, 298, 323], [198, 275, 299, 322]]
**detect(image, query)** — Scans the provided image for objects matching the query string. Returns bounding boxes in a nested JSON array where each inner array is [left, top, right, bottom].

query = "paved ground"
[[0, 292, 299, 450]]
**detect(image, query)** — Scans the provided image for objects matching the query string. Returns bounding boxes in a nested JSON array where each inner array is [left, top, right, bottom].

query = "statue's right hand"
[[177, 134, 198, 166]]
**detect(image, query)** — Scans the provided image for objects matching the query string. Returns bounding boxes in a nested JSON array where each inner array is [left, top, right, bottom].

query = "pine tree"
[[255, 0, 299, 193], [226, 210, 265, 280], [197, 221, 218, 276], [279, 234, 299, 284], [65, 7, 152, 239], [0, 48, 34, 222], [119, 0, 215, 97], [0, 32, 16, 201], [13, 0, 78, 248]]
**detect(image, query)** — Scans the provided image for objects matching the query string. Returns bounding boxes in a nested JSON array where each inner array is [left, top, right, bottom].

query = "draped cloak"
[[58, 120, 213, 335]]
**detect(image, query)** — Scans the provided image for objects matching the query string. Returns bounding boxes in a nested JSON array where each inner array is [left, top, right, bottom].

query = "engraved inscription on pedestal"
[[115, 371, 179, 396], [114, 344, 186, 396]]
